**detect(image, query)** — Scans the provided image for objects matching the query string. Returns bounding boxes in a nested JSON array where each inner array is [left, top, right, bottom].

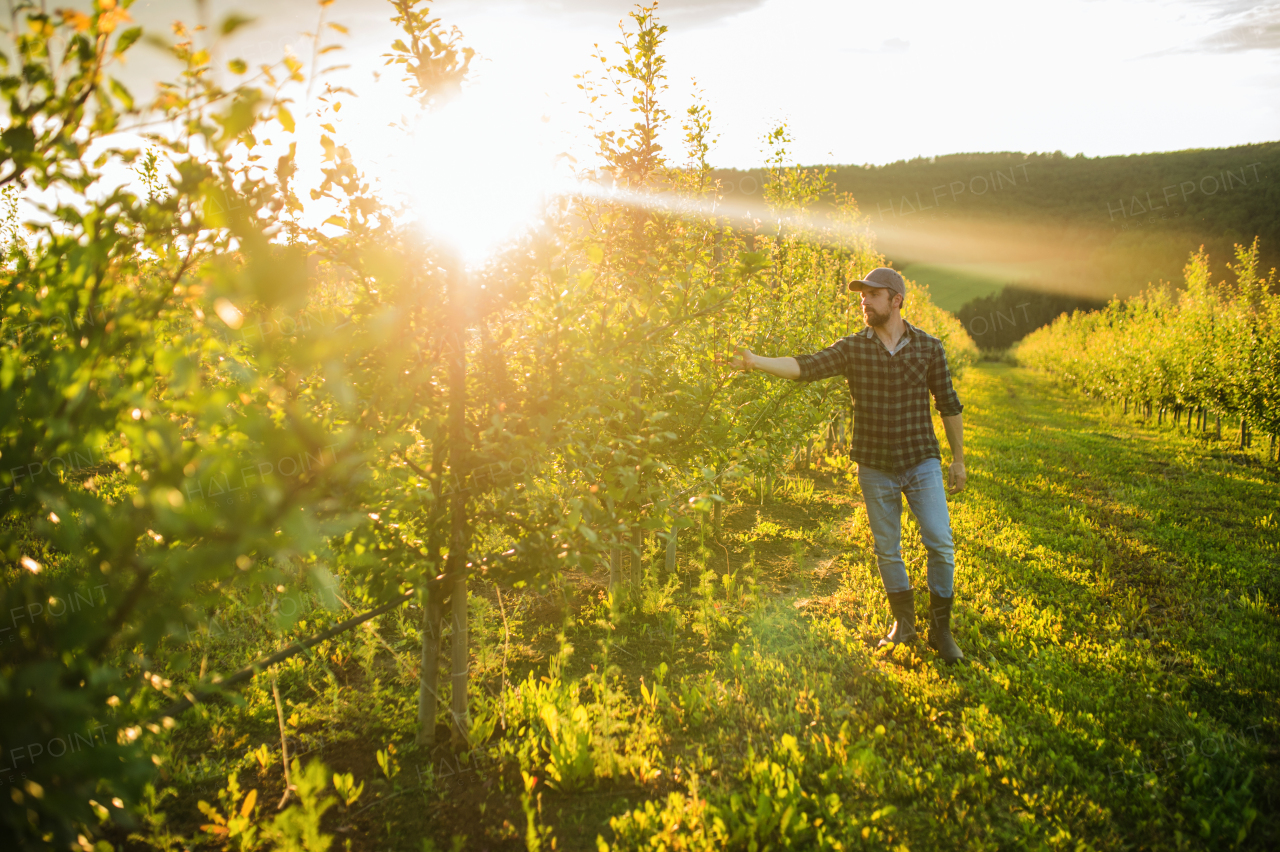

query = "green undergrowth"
[[128, 364, 1277, 851]]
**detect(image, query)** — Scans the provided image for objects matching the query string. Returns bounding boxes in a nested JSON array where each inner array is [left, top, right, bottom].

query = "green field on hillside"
[[897, 263, 1010, 312], [143, 365, 1278, 851]]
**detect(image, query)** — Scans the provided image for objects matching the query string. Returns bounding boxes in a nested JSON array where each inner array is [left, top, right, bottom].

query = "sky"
[[112, 0, 1280, 170]]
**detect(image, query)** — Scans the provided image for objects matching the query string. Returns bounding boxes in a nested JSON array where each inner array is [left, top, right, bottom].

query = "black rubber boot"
[[928, 592, 964, 663], [878, 588, 918, 647]]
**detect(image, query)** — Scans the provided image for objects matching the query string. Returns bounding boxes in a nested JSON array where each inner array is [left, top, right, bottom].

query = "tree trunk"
[[441, 259, 471, 748], [664, 522, 677, 578], [805, 438, 813, 470], [1240, 417, 1248, 449], [416, 588, 442, 748], [631, 523, 643, 594], [713, 498, 722, 542], [610, 542, 622, 595], [1215, 412, 1221, 439], [450, 575, 469, 748], [270, 667, 292, 806], [1124, 398, 1129, 415]]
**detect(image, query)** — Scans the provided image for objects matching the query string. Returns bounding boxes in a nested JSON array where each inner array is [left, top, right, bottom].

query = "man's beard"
[[863, 305, 890, 328]]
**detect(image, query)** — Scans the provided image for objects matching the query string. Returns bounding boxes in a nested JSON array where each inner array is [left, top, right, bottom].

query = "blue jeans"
[[857, 458, 955, 598]]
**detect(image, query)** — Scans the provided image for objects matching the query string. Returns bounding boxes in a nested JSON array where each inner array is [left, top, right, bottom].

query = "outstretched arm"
[[727, 347, 800, 380]]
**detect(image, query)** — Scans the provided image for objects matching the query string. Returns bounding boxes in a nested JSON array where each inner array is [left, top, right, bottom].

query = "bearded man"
[[729, 266, 966, 662]]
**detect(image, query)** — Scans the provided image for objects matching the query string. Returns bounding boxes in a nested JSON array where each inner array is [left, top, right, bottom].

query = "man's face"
[[859, 287, 896, 328]]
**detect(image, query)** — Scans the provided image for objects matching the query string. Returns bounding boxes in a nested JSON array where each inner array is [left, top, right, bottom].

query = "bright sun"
[[385, 85, 564, 265]]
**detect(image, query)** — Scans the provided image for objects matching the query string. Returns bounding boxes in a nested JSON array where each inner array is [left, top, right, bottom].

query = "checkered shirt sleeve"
[[928, 341, 964, 417], [794, 336, 856, 382]]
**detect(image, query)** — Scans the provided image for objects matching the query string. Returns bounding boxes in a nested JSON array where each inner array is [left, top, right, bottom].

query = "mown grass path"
[[870, 363, 1280, 850], [578, 363, 1277, 850]]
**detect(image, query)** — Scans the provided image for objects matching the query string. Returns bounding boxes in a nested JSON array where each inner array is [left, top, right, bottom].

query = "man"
[[729, 266, 965, 663]]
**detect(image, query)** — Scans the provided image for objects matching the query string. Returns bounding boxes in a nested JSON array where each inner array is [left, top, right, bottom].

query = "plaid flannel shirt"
[[795, 321, 963, 473]]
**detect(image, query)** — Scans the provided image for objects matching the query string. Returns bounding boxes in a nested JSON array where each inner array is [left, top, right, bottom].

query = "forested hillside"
[[714, 143, 1279, 310]]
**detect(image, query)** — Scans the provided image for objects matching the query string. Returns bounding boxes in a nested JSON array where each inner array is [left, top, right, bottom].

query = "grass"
[[898, 263, 1011, 312], [129, 364, 1278, 851]]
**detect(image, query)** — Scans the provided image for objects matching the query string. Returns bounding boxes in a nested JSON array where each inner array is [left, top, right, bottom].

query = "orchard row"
[[1017, 238, 1280, 453]]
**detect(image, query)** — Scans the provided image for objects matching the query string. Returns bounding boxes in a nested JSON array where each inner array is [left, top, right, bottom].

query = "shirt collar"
[[862, 320, 916, 352]]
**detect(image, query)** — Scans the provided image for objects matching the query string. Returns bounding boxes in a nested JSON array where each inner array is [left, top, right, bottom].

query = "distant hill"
[[711, 142, 1280, 312]]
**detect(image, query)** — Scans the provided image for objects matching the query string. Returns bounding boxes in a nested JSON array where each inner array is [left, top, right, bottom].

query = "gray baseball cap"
[[849, 267, 905, 299]]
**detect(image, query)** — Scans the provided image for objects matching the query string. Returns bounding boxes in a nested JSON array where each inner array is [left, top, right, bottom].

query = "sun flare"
[[387, 86, 565, 264]]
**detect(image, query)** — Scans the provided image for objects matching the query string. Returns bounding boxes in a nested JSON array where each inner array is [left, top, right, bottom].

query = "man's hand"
[[941, 414, 964, 493], [725, 346, 754, 372]]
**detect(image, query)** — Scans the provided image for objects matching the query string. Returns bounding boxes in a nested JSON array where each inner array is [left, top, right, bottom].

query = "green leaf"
[[0, 353, 15, 389], [221, 14, 256, 36], [217, 89, 263, 138], [113, 26, 143, 56], [108, 77, 134, 111], [243, 239, 311, 310], [228, 58, 248, 74], [239, 788, 257, 817], [1, 124, 34, 154]]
